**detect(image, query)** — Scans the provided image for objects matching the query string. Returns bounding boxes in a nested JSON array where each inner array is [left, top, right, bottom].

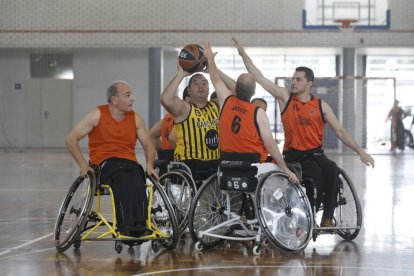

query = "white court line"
[[0, 218, 56, 221], [0, 188, 66, 192], [133, 265, 414, 275], [0, 232, 53, 257], [0, 247, 55, 260]]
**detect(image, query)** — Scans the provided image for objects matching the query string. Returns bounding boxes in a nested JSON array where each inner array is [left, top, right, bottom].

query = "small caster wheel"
[[195, 241, 203, 251], [262, 239, 269, 247], [151, 241, 159, 253], [312, 233, 318, 242], [253, 245, 261, 256], [73, 238, 81, 250], [115, 241, 123, 254]]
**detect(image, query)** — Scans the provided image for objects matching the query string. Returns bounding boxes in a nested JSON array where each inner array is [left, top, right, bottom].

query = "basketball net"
[[336, 19, 358, 33]]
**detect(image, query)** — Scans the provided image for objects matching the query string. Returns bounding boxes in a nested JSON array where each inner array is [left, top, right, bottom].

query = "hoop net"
[[335, 19, 358, 32]]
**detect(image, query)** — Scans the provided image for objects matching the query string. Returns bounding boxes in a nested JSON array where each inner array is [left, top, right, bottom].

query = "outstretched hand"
[[232, 37, 245, 55], [202, 41, 218, 73], [203, 41, 213, 58], [360, 152, 375, 168]]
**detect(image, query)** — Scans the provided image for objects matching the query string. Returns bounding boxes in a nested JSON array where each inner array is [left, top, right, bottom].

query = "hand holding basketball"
[[178, 44, 207, 74]]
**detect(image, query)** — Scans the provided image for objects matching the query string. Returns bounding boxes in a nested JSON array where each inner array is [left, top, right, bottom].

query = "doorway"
[[26, 79, 72, 148]]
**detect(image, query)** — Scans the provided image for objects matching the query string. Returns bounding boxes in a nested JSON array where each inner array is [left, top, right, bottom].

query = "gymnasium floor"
[[0, 149, 413, 275]]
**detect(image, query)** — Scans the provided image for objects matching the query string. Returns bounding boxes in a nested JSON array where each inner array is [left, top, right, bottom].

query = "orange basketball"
[[178, 44, 207, 74]]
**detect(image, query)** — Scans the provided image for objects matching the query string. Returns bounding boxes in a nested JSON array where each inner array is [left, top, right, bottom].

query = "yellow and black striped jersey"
[[174, 101, 220, 161]]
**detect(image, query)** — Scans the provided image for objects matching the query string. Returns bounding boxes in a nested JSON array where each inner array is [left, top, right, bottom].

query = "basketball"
[[178, 44, 207, 74]]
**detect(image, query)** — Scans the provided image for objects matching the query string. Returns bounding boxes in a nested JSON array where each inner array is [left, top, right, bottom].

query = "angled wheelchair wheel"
[[188, 174, 243, 249], [148, 176, 179, 250], [335, 168, 362, 241], [159, 170, 196, 235], [256, 171, 313, 252], [54, 171, 96, 252]]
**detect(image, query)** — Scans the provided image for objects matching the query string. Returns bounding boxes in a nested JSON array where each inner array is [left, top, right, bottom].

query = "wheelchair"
[[188, 152, 362, 253], [54, 170, 179, 254], [188, 152, 314, 255]]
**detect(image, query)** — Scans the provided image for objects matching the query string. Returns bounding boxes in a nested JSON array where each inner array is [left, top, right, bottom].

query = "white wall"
[[0, 0, 413, 48], [0, 0, 414, 148]]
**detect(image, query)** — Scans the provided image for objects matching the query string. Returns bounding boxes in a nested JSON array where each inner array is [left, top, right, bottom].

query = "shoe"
[[320, 218, 335, 227]]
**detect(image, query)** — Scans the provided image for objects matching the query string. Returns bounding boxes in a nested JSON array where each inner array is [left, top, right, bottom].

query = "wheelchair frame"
[[54, 173, 179, 254], [188, 153, 314, 255], [188, 154, 362, 254]]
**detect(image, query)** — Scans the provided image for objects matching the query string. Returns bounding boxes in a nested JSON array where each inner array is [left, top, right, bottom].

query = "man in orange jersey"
[[65, 81, 157, 236], [203, 41, 298, 183], [233, 38, 375, 227]]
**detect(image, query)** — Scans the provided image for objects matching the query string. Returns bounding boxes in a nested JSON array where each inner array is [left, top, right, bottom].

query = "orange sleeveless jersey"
[[160, 113, 174, 150], [219, 96, 268, 162], [281, 94, 325, 152], [88, 105, 138, 164]]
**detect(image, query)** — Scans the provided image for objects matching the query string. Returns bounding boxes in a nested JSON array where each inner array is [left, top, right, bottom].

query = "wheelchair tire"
[[335, 168, 362, 241], [159, 170, 196, 236], [54, 171, 96, 252], [148, 176, 179, 250], [188, 174, 244, 249], [255, 171, 313, 253]]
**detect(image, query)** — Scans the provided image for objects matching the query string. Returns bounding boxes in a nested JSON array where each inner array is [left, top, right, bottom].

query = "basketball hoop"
[[335, 19, 358, 32]]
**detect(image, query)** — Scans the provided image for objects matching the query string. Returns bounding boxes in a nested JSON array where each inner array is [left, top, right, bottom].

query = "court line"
[[133, 265, 414, 275], [0, 247, 55, 260], [0, 232, 53, 257]]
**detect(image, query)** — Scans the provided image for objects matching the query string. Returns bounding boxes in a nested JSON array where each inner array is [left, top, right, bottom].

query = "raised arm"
[[256, 108, 298, 183], [232, 37, 290, 106], [203, 41, 233, 108], [322, 100, 375, 168], [218, 69, 236, 94], [160, 62, 190, 122], [65, 108, 100, 176], [135, 113, 158, 177]]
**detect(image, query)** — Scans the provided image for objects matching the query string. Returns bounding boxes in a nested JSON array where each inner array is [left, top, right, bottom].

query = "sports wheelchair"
[[54, 169, 179, 254], [188, 152, 362, 253]]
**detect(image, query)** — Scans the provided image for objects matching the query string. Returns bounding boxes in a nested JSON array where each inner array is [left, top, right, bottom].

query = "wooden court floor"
[[0, 149, 413, 275]]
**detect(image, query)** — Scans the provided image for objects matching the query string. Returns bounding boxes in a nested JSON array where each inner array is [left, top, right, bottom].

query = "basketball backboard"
[[303, 0, 390, 30]]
